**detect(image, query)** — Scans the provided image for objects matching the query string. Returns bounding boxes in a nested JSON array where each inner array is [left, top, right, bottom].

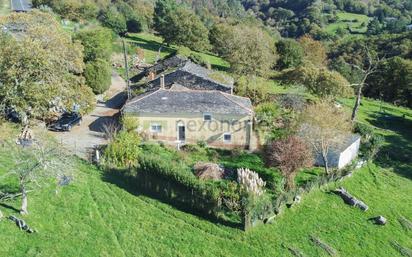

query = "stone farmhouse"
[[123, 55, 257, 150]]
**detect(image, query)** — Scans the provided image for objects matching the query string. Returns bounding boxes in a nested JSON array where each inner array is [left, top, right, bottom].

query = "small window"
[[150, 123, 162, 133], [223, 133, 232, 143], [203, 113, 212, 121]]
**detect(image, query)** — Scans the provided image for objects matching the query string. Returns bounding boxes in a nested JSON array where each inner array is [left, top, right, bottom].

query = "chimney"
[[160, 74, 165, 89]]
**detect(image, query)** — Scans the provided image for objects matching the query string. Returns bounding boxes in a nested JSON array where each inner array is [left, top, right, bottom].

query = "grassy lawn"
[[0, 98, 411, 256], [0, 0, 10, 16], [325, 12, 371, 35], [124, 32, 230, 70]]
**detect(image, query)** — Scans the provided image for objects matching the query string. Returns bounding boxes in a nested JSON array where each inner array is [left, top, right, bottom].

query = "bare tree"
[[265, 136, 313, 190], [348, 47, 383, 121], [300, 101, 351, 174], [1, 134, 73, 215]]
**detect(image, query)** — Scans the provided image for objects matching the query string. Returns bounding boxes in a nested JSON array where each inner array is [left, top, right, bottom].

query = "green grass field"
[[124, 32, 230, 70], [325, 12, 371, 35], [0, 0, 10, 16], [0, 98, 411, 256]]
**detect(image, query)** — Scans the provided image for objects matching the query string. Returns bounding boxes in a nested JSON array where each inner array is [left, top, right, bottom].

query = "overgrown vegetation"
[[1, 97, 411, 255]]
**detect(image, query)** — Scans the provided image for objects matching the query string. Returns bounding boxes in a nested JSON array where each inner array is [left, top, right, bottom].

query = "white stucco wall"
[[338, 137, 361, 169]]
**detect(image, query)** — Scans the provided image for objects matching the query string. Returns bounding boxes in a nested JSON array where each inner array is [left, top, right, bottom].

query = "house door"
[[178, 125, 185, 142]]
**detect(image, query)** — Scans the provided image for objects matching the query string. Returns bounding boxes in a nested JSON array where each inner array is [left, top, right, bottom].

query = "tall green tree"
[[162, 8, 210, 51], [100, 7, 127, 35], [153, 0, 177, 38], [0, 11, 94, 118], [276, 39, 304, 69], [211, 24, 278, 77], [85, 59, 112, 94], [75, 27, 113, 62], [282, 66, 352, 98]]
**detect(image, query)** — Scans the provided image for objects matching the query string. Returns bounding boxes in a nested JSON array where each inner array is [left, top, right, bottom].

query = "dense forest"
[[16, 0, 412, 108]]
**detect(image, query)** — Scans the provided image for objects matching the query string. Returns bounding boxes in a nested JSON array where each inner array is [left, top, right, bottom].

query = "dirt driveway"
[[51, 72, 127, 159]]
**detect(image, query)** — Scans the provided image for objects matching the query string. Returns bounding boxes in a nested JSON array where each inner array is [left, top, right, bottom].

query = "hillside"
[[0, 98, 411, 257]]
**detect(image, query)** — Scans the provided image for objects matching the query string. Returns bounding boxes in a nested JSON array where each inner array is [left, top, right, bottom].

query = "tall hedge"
[[85, 59, 112, 94]]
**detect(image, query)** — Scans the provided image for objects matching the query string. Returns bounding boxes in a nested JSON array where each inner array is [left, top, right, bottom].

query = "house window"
[[203, 113, 212, 121], [223, 133, 232, 143], [150, 123, 162, 133]]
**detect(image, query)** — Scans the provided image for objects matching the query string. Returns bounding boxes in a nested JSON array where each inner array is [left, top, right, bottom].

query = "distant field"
[[0, 0, 10, 16], [325, 12, 371, 35], [124, 32, 230, 70]]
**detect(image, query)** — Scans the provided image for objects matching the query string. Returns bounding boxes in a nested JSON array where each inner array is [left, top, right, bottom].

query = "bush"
[[126, 17, 143, 33], [121, 115, 139, 132], [84, 59, 112, 94], [103, 131, 141, 168], [354, 122, 384, 160], [75, 27, 114, 62], [100, 7, 127, 35]]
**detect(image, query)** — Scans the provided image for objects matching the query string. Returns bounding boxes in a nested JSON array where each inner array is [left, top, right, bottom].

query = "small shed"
[[315, 134, 361, 169]]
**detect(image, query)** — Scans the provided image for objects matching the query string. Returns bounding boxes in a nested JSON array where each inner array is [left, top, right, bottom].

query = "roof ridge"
[[178, 61, 233, 88], [218, 91, 253, 113], [126, 89, 161, 105]]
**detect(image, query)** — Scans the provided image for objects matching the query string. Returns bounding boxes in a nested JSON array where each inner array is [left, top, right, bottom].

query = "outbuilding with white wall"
[[315, 134, 361, 169]]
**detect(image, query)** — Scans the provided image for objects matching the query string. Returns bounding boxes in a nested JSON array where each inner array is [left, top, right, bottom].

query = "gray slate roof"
[[333, 134, 361, 153], [145, 55, 233, 93], [180, 62, 234, 87], [123, 89, 252, 115]]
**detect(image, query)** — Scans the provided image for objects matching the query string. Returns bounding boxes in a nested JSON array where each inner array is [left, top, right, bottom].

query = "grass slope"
[[325, 12, 370, 35], [0, 0, 10, 16], [124, 32, 230, 70], [0, 99, 411, 257]]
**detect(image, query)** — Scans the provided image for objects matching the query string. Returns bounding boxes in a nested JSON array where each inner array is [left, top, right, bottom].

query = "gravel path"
[[51, 72, 127, 159]]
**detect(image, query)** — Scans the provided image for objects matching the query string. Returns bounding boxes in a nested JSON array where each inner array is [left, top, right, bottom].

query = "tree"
[[282, 66, 352, 98], [235, 76, 272, 104], [300, 101, 352, 174], [367, 57, 412, 108], [153, 0, 177, 38], [265, 136, 313, 190], [276, 39, 304, 69], [161, 8, 210, 51], [347, 47, 382, 121], [75, 27, 114, 62], [0, 11, 95, 119], [85, 59, 112, 94], [298, 35, 327, 67], [215, 24, 278, 77], [209, 22, 234, 57], [100, 7, 127, 35], [1, 136, 73, 215]]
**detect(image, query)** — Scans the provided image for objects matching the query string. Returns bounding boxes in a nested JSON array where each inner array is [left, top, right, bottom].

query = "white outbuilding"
[[315, 134, 361, 169]]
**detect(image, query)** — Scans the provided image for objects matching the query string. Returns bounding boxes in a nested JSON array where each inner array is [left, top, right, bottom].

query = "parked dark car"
[[48, 112, 82, 131]]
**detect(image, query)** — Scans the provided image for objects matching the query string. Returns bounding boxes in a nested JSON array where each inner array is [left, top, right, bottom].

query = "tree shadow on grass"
[[101, 169, 243, 230], [366, 112, 412, 180], [125, 35, 175, 56], [0, 202, 20, 213]]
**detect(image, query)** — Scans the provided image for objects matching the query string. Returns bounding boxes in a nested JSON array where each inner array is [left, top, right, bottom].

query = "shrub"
[[75, 27, 114, 62], [126, 17, 143, 33], [121, 115, 139, 132], [100, 7, 127, 35], [354, 122, 384, 160], [103, 131, 141, 168], [84, 59, 112, 94], [264, 136, 313, 190]]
